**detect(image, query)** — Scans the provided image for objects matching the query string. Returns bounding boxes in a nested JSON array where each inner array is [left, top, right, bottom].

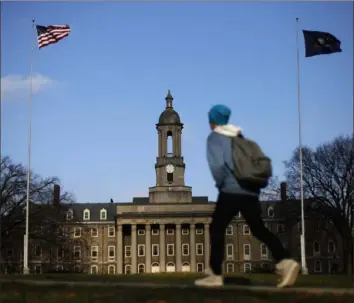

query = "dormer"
[[66, 209, 73, 220], [83, 208, 90, 221], [267, 206, 275, 218], [100, 208, 107, 220]]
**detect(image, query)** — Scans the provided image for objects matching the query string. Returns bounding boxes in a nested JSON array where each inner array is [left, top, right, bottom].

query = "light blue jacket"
[[207, 124, 258, 197]]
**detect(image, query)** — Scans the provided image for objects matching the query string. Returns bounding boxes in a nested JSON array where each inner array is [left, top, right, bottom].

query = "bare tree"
[[0, 156, 76, 273], [284, 135, 353, 273]]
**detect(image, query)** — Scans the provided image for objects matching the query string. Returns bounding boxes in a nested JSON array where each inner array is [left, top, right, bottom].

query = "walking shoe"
[[194, 274, 223, 287], [276, 259, 300, 288]]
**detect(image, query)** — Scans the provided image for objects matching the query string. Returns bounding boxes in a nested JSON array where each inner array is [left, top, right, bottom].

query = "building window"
[[74, 246, 81, 259], [138, 264, 145, 273], [166, 228, 174, 235], [91, 228, 98, 237], [167, 244, 174, 256], [182, 244, 189, 256], [196, 263, 204, 272], [260, 244, 268, 260], [56, 265, 63, 272], [91, 265, 98, 274], [152, 228, 159, 235], [34, 245, 42, 257], [182, 228, 189, 235], [226, 225, 233, 235], [226, 263, 234, 273], [108, 246, 115, 260], [243, 244, 251, 260], [226, 244, 234, 260], [83, 209, 90, 220], [196, 228, 203, 235], [277, 224, 285, 234], [100, 208, 107, 220], [66, 209, 73, 220], [314, 260, 322, 273], [125, 246, 131, 258], [91, 246, 98, 260], [138, 244, 145, 257], [108, 265, 115, 274], [138, 229, 145, 236], [313, 241, 320, 256], [108, 227, 115, 237], [57, 247, 64, 261], [125, 265, 131, 274], [74, 227, 81, 238], [196, 243, 203, 256], [328, 240, 335, 253], [243, 224, 250, 235], [34, 265, 41, 274], [244, 263, 252, 273], [167, 173, 173, 183], [152, 244, 159, 257], [74, 265, 81, 273], [267, 206, 275, 218]]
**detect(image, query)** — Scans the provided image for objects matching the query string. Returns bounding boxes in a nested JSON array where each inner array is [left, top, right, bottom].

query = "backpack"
[[229, 134, 272, 191]]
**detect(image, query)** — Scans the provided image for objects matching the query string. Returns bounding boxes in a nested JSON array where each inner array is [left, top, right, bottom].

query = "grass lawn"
[[0, 273, 353, 303]]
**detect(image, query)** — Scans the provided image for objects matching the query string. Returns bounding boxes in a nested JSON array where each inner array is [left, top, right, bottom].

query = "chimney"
[[280, 182, 287, 201], [53, 184, 60, 207]]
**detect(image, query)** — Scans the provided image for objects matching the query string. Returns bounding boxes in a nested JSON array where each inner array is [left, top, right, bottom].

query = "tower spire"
[[165, 90, 173, 108]]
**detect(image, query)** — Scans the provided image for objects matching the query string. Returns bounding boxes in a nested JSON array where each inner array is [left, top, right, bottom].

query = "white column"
[[117, 224, 123, 274], [159, 224, 165, 272], [131, 224, 137, 274], [190, 224, 196, 272], [176, 224, 182, 272], [145, 224, 151, 273], [204, 223, 210, 271]]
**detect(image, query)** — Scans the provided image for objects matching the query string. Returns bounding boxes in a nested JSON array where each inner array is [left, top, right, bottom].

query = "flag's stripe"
[[36, 24, 71, 49]]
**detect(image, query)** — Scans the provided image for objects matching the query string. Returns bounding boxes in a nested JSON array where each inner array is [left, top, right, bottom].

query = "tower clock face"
[[165, 164, 175, 173]]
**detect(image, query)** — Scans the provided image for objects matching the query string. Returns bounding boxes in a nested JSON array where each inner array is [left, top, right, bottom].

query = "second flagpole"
[[23, 18, 36, 275], [296, 17, 308, 275]]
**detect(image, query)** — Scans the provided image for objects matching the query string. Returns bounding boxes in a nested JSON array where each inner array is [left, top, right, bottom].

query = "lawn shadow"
[[224, 276, 252, 286]]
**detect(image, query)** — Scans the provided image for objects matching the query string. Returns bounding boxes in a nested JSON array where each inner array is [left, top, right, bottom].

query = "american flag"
[[36, 24, 71, 49]]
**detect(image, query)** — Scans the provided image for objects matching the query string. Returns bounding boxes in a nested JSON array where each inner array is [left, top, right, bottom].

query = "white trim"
[[267, 206, 275, 218], [108, 246, 115, 260], [226, 263, 234, 273], [196, 263, 204, 272], [124, 264, 131, 274], [108, 227, 115, 237], [327, 240, 335, 253], [196, 228, 203, 235], [167, 244, 174, 256], [138, 229, 145, 236], [138, 244, 145, 257], [243, 263, 252, 273], [74, 246, 81, 259], [90, 265, 98, 274], [83, 208, 90, 221], [314, 260, 322, 273], [226, 243, 234, 260], [166, 228, 174, 235], [74, 227, 81, 238], [91, 227, 98, 237], [243, 244, 251, 260], [66, 209, 73, 220], [313, 241, 321, 256], [260, 244, 268, 260], [196, 243, 204, 256], [182, 243, 189, 256], [100, 208, 107, 220], [125, 246, 131, 258], [91, 246, 98, 260], [182, 228, 189, 235], [34, 245, 42, 257], [152, 228, 159, 235], [243, 224, 250, 235], [138, 263, 145, 273], [152, 244, 159, 257], [226, 225, 233, 235]]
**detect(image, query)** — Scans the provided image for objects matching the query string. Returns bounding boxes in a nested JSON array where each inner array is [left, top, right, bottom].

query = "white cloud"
[[1, 73, 58, 101]]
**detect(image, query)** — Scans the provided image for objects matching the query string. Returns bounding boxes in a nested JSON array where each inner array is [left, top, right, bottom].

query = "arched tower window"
[[167, 131, 173, 157]]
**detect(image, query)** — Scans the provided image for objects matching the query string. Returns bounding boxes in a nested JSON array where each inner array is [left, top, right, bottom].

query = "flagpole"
[[23, 18, 36, 275], [296, 17, 308, 275]]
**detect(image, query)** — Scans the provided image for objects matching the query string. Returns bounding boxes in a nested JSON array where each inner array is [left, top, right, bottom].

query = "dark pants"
[[209, 192, 290, 275]]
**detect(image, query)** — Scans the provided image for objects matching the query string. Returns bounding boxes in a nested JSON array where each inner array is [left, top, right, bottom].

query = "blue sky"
[[1, 2, 353, 203]]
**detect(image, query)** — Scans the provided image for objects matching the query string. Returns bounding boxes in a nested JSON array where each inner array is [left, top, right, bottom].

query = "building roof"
[[157, 90, 181, 125]]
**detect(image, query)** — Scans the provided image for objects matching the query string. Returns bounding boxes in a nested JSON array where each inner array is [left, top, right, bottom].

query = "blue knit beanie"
[[208, 104, 231, 125]]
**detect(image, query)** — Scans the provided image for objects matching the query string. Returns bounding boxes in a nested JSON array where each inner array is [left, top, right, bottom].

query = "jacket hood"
[[213, 124, 242, 137]]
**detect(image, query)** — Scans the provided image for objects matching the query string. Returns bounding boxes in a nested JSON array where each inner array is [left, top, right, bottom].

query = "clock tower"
[[148, 91, 192, 203]]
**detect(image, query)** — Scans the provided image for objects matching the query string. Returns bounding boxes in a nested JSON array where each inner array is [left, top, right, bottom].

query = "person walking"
[[194, 104, 300, 288]]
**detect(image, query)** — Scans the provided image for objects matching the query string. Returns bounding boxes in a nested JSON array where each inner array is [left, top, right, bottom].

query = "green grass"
[[0, 274, 353, 303]]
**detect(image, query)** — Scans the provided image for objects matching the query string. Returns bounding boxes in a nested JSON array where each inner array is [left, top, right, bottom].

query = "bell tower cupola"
[[148, 90, 192, 203]]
